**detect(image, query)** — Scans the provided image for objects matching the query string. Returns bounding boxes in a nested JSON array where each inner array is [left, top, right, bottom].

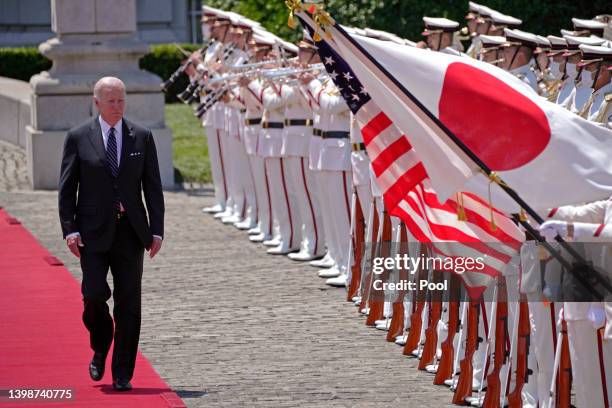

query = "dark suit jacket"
[[58, 117, 165, 251]]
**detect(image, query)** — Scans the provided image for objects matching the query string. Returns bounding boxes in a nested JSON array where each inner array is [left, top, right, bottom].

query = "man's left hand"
[[148, 236, 163, 258]]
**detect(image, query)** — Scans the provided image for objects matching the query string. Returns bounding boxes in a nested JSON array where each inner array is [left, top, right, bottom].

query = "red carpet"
[[0, 209, 185, 407]]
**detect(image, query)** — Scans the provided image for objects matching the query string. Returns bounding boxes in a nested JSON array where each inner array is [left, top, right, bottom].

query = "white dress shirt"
[[99, 116, 122, 166]]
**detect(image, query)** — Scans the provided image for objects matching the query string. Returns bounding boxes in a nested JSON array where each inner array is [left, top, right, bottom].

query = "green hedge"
[[0, 43, 200, 103], [0, 47, 52, 81], [139, 43, 201, 102]]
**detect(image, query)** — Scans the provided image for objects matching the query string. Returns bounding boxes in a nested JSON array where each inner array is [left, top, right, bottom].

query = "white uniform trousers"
[[225, 135, 246, 219], [567, 317, 612, 408], [526, 298, 559, 408], [205, 125, 227, 209], [249, 155, 272, 237], [317, 170, 352, 274], [265, 157, 300, 249], [285, 156, 324, 256]]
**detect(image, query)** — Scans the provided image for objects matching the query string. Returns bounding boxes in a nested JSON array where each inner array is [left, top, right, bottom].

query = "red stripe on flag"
[[370, 137, 412, 177], [382, 163, 428, 210], [361, 112, 392, 144]]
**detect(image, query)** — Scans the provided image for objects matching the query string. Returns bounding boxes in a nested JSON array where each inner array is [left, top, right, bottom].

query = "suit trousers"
[[79, 218, 144, 381]]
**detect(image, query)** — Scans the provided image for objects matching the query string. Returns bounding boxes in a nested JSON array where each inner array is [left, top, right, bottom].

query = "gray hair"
[[93, 77, 126, 99]]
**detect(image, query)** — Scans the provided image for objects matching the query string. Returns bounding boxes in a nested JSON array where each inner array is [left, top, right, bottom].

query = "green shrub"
[[139, 43, 201, 103], [0, 47, 51, 81], [0, 44, 200, 103]]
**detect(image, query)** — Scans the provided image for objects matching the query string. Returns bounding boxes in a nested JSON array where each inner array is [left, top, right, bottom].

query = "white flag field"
[[314, 17, 612, 213]]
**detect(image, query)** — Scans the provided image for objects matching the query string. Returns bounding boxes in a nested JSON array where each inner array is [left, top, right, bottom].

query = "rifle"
[[358, 198, 379, 313], [452, 299, 480, 404], [434, 275, 461, 385], [403, 244, 429, 356], [418, 272, 443, 370], [347, 190, 365, 301], [365, 210, 392, 326], [482, 279, 509, 408], [507, 300, 533, 407], [386, 222, 409, 342]]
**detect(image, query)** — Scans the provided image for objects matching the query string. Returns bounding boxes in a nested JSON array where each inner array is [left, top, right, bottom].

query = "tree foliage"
[[202, 0, 610, 42]]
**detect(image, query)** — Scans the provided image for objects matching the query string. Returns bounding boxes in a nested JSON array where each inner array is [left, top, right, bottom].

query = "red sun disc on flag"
[[438, 62, 551, 171]]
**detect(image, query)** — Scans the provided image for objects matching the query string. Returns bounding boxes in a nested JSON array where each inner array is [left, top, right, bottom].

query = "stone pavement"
[[0, 184, 455, 407]]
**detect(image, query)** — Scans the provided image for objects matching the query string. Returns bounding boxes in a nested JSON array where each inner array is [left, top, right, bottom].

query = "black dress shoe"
[[112, 379, 132, 391], [88, 352, 106, 381]]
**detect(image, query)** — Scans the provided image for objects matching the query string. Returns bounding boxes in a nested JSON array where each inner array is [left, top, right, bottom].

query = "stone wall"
[[0, 0, 194, 46], [0, 77, 31, 148]]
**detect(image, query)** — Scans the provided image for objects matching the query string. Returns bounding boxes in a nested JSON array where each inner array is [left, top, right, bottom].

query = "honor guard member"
[[545, 35, 569, 102], [561, 35, 607, 113], [464, 2, 483, 58], [539, 198, 612, 408], [313, 80, 353, 281], [241, 36, 275, 243], [221, 21, 257, 228], [477, 34, 506, 65], [533, 35, 554, 97], [282, 37, 326, 262], [576, 44, 612, 123], [487, 11, 522, 36], [420, 17, 464, 55], [500, 28, 540, 91], [304, 73, 336, 269], [200, 13, 231, 214], [253, 52, 302, 255], [212, 15, 249, 224]]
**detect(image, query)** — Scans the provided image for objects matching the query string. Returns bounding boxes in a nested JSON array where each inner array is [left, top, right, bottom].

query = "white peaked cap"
[[468, 1, 485, 13], [547, 35, 567, 47], [572, 18, 607, 30], [504, 28, 539, 45], [490, 11, 522, 26], [579, 43, 612, 55], [535, 35, 551, 47], [564, 34, 607, 47], [479, 34, 507, 46], [422, 17, 460, 30]]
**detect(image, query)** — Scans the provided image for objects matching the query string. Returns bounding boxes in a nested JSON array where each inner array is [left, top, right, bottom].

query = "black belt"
[[313, 128, 322, 136], [245, 118, 262, 125], [261, 121, 284, 129], [352, 142, 366, 151], [284, 118, 312, 126], [322, 131, 350, 139], [240, 109, 246, 113]]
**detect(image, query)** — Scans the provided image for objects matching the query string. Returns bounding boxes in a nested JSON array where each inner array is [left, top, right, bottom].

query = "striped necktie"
[[106, 127, 121, 213], [106, 127, 119, 177]]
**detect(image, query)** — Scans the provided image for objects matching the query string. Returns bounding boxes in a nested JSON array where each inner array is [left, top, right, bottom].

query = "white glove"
[[538, 220, 568, 240], [587, 305, 606, 330]]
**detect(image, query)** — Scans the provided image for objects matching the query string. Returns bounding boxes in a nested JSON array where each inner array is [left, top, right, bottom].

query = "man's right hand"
[[66, 235, 84, 258]]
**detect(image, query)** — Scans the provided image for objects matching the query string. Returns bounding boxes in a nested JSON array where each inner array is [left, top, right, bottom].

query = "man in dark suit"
[[58, 76, 165, 391]]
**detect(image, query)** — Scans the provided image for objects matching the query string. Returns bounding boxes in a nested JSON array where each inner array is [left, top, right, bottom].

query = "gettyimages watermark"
[[359, 241, 612, 302]]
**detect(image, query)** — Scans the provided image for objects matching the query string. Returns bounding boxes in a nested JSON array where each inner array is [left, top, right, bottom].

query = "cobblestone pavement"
[[0, 184, 455, 407], [0, 141, 29, 191]]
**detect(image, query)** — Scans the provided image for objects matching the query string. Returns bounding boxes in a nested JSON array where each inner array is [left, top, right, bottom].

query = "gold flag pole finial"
[[285, 0, 303, 29]]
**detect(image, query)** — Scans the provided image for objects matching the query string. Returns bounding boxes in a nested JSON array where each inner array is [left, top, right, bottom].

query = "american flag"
[[299, 16, 524, 297]]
